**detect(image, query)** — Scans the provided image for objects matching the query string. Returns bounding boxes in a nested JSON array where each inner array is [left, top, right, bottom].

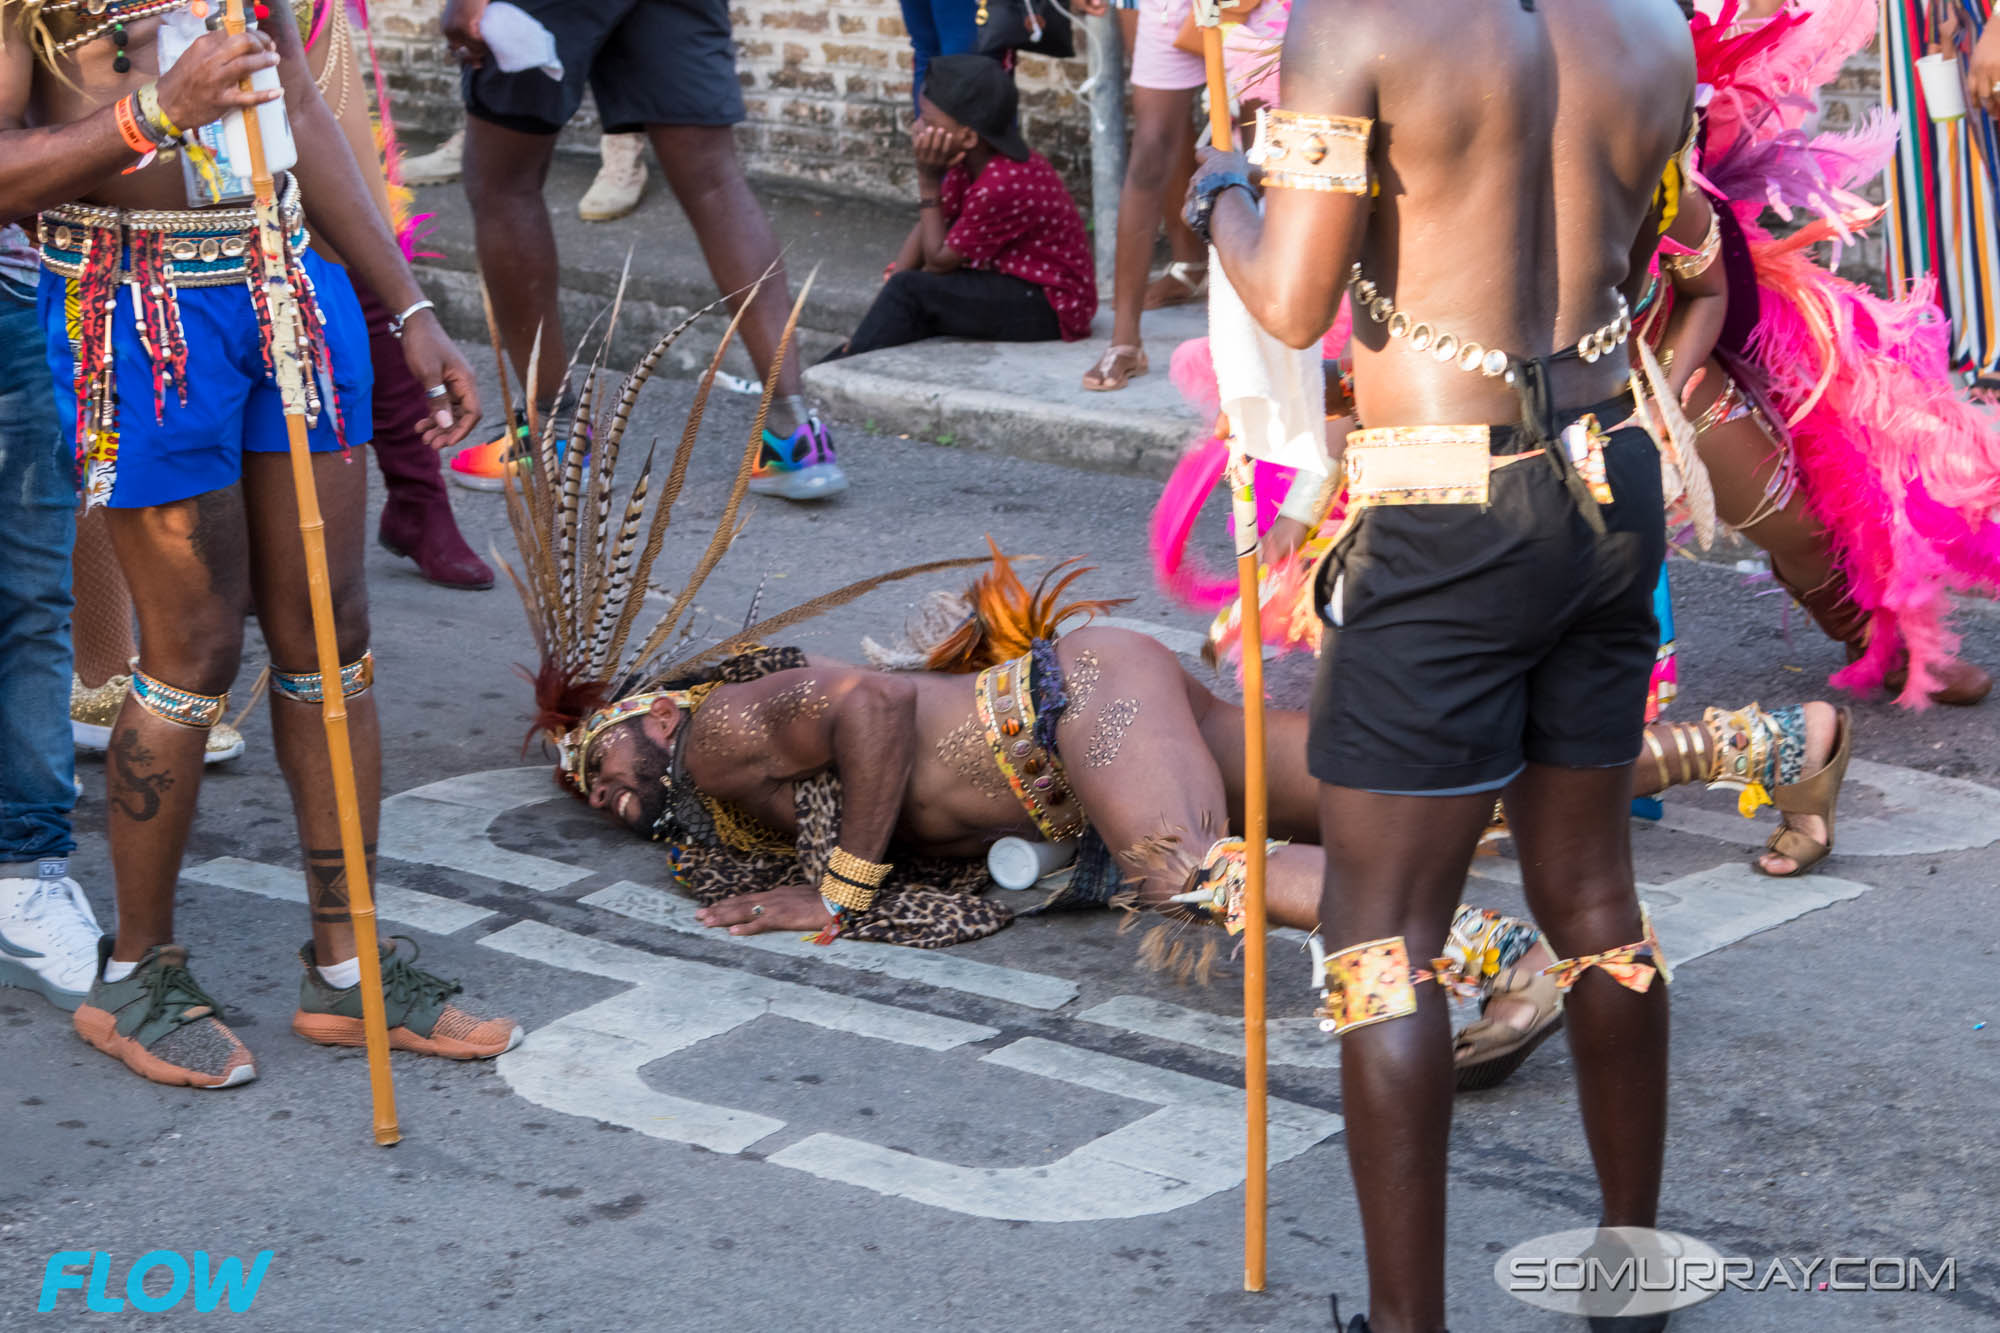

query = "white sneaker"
[[0, 864, 104, 1012], [401, 129, 464, 187], [578, 133, 648, 222]]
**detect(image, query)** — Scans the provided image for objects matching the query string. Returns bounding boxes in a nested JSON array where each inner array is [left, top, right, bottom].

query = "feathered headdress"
[[490, 266, 990, 792]]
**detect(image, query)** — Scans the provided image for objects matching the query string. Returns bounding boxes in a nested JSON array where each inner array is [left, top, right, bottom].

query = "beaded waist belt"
[[34, 175, 345, 508], [36, 176, 310, 288], [974, 651, 1088, 844]]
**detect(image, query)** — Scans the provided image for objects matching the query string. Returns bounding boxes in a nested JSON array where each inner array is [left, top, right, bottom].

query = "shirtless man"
[[1191, 0, 1696, 1327], [1, 0, 515, 1089]]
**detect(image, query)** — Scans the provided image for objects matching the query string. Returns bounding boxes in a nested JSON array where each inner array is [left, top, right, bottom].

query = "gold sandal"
[[1453, 963, 1563, 1092], [1143, 260, 1208, 309], [1757, 706, 1852, 877], [1082, 343, 1148, 392]]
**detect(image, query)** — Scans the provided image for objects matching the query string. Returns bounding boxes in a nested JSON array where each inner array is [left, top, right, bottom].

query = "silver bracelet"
[[387, 298, 436, 340]]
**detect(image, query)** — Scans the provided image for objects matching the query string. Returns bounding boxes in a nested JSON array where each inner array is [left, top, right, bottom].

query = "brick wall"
[[360, 0, 1096, 202], [359, 3, 1892, 286]]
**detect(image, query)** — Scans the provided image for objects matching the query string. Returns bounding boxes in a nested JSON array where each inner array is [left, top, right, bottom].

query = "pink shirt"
[[940, 153, 1096, 341]]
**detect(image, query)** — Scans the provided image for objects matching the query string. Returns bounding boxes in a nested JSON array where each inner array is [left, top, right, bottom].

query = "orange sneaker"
[[446, 424, 530, 492]]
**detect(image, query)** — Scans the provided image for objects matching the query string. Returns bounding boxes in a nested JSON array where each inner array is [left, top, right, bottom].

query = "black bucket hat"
[[924, 54, 1030, 162]]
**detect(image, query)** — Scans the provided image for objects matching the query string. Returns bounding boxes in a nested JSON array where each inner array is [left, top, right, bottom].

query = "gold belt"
[[1343, 425, 1544, 509]]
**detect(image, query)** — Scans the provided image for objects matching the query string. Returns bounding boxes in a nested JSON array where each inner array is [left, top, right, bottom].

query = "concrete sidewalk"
[[406, 146, 1206, 476]]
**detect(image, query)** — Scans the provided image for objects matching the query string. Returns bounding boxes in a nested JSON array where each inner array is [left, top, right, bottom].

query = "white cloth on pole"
[[1207, 244, 1330, 513]]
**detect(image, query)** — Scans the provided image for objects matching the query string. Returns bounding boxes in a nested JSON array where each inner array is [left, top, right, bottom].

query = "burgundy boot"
[[354, 278, 495, 590]]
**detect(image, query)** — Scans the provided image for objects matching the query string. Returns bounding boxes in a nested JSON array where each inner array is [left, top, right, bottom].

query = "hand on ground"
[[694, 885, 834, 937]]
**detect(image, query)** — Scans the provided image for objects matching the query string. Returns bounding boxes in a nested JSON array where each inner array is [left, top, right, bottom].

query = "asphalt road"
[[4, 367, 1998, 1332]]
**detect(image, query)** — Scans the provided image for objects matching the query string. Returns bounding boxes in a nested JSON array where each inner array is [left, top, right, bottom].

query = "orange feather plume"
[[922, 538, 1131, 674]]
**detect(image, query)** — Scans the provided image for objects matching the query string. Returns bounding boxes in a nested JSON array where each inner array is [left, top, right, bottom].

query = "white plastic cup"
[[1916, 52, 1968, 123], [987, 837, 1077, 890]]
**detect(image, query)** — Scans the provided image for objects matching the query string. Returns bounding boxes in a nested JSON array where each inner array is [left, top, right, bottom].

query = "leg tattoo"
[[109, 728, 175, 823], [304, 841, 376, 926]]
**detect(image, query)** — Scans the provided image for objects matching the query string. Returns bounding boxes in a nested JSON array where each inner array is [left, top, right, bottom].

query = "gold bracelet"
[[827, 847, 892, 888], [819, 873, 877, 914], [1664, 207, 1722, 282]]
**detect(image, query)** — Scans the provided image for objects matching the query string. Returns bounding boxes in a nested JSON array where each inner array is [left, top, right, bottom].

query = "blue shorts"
[[37, 248, 373, 509]]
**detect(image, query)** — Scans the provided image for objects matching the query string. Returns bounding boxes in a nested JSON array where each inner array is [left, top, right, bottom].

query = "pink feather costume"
[[1693, 0, 2000, 706]]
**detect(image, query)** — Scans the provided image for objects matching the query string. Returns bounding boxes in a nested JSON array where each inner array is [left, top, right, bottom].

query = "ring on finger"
[[425, 384, 450, 399], [750, 904, 765, 917]]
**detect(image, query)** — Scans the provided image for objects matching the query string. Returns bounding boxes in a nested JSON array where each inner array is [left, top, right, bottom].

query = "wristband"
[[136, 82, 184, 144], [1185, 170, 1254, 249], [114, 94, 157, 156]]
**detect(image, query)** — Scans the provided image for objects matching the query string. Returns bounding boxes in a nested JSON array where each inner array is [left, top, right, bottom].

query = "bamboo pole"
[[226, 0, 400, 1145], [1197, 5, 1269, 1295]]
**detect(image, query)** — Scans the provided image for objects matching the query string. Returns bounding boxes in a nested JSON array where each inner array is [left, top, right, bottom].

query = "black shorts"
[[462, 0, 745, 136], [1307, 401, 1666, 794]]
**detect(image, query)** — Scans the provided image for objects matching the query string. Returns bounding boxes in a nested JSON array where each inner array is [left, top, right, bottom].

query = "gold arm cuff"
[[1663, 206, 1722, 282], [1252, 108, 1373, 196], [827, 847, 892, 888]]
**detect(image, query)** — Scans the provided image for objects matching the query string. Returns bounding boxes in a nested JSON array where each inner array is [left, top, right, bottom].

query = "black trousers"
[[831, 268, 1061, 359]]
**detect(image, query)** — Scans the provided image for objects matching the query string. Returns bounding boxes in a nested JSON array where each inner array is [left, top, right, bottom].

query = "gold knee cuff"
[[1543, 908, 1672, 994], [272, 650, 374, 704], [1312, 929, 1498, 1035], [130, 667, 227, 729]]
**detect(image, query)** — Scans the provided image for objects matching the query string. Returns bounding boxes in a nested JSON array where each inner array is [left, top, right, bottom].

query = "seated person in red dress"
[[828, 55, 1096, 358]]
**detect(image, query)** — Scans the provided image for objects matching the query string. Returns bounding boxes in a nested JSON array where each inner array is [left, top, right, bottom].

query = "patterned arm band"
[[1662, 205, 1722, 282], [1249, 108, 1374, 196]]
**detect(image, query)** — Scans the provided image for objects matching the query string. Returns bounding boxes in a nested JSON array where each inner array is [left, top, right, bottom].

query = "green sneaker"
[[72, 940, 256, 1089], [292, 938, 523, 1060]]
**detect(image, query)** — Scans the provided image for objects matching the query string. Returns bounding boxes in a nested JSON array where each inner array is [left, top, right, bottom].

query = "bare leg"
[[1142, 110, 1205, 309], [1089, 85, 1199, 384], [462, 118, 566, 410], [647, 124, 806, 432], [1317, 784, 1497, 1333], [1505, 763, 1668, 1229], [102, 490, 251, 958], [71, 504, 135, 687], [241, 453, 379, 968], [1059, 630, 1324, 927]]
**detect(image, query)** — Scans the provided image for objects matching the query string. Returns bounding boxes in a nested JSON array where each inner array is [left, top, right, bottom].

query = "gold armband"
[[1663, 206, 1721, 282], [820, 847, 892, 913], [1250, 108, 1373, 196]]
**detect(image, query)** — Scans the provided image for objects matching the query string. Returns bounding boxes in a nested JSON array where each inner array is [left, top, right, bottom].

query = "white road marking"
[[378, 767, 588, 893], [1079, 996, 1340, 1069], [581, 880, 1081, 1011], [183, 856, 495, 935], [480, 920, 995, 1153], [480, 920, 1342, 1218], [769, 1037, 1342, 1222], [1649, 758, 2000, 857]]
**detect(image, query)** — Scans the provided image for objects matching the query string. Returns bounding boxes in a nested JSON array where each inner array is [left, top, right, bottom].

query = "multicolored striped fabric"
[[1882, 0, 2000, 383]]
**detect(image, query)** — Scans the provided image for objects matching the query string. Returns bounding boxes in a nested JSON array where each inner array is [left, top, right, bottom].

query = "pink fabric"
[[939, 153, 1097, 341], [1130, 0, 1205, 91]]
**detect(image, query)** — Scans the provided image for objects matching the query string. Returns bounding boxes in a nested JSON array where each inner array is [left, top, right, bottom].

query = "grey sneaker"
[[0, 866, 103, 1010], [72, 940, 256, 1088]]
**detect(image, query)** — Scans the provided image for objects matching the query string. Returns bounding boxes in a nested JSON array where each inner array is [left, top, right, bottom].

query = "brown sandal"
[[1454, 964, 1564, 1092], [1756, 706, 1852, 877], [1082, 343, 1148, 392]]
